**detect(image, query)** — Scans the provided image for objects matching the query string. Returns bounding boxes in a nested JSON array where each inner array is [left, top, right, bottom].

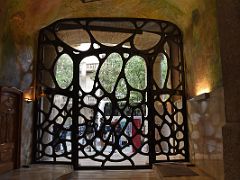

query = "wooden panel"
[[0, 87, 22, 175], [0, 143, 14, 162]]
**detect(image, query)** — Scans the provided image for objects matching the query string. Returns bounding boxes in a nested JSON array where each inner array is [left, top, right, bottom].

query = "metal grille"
[[34, 18, 188, 169]]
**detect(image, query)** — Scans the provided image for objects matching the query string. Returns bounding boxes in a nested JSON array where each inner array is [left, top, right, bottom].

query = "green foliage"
[[55, 52, 167, 103], [125, 56, 146, 91], [98, 53, 123, 93], [55, 54, 73, 88], [160, 54, 168, 88], [99, 53, 146, 103]]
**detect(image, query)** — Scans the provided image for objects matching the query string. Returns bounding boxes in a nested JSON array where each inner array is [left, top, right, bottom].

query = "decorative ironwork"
[[34, 18, 188, 169]]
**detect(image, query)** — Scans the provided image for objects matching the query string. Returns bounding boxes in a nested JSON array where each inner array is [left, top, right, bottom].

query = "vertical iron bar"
[[146, 55, 155, 166], [32, 30, 44, 163], [180, 38, 190, 161], [72, 54, 80, 169]]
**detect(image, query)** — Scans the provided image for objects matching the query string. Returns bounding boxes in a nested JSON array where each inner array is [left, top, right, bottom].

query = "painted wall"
[[0, 0, 224, 175], [184, 1, 222, 97]]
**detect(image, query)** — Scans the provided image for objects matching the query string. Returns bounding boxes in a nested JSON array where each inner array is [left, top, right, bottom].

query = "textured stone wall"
[[217, 0, 240, 179], [188, 87, 225, 179], [21, 102, 34, 166]]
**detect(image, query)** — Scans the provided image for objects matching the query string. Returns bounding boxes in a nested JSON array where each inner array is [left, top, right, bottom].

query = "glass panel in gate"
[[77, 49, 149, 167]]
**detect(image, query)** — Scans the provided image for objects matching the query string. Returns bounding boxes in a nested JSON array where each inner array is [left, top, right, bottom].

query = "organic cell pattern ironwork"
[[35, 18, 188, 169]]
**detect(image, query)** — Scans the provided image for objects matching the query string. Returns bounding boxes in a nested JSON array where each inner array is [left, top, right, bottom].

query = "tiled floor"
[[0, 164, 215, 180]]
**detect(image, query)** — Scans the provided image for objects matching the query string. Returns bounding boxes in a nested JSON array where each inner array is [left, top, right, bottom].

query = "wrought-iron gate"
[[34, 18, 188, 169]]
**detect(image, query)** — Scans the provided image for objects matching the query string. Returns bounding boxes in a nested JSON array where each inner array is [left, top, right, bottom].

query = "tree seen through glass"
[[55, 52, 168, 102]]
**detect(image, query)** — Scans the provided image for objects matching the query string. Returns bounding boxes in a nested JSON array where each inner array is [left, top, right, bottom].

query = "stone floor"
[[0, 164, 215, 180]]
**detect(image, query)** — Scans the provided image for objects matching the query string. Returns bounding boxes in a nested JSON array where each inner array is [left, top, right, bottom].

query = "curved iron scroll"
[[34, 18, 188, 169]]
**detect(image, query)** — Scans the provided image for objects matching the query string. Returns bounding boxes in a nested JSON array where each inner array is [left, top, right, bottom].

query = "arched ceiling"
[[2, 0, 208, 34], [0, 0, 221, 97]]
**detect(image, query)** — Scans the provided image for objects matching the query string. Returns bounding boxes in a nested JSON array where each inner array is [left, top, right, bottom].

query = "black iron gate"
[[34, 18, 188, 169]]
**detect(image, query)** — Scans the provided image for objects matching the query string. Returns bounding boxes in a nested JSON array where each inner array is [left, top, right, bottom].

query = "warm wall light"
[[196, 87, 211, 96], [190, 93, 210, 101], [23, 87, 34, 103], [195, 78, 211, 96]]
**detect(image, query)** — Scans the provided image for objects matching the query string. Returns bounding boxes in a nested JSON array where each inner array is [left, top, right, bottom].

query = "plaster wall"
[[184, 2, 222, 97]]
